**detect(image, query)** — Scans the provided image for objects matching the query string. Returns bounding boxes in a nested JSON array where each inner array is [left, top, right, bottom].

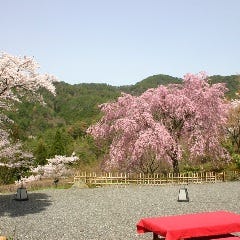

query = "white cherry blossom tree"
[[18, 154, 79, 186], [0, 52, 57, 168]]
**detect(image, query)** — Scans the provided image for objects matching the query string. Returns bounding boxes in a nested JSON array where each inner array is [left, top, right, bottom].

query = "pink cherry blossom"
[[88, 72, 230, 173]]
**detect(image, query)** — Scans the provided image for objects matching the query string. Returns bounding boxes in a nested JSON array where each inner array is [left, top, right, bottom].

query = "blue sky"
[[1, 0, 240, 86]]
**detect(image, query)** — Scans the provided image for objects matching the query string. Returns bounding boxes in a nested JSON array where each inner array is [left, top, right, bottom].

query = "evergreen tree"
[[34, 139, 48, 166], [50, 130, 66, 156]]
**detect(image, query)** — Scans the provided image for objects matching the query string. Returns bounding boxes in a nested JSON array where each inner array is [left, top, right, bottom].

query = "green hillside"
[[10, 73, 239, 138], [8, 82, 121, 137], [119, 74, 240, 97], [5, 74, 240, 171], [209, 75, 240, 99]]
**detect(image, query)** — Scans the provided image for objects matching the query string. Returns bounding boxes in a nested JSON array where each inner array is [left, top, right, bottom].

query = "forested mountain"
[[8, 74, 240, 137], [5, 74, 240, 170], [8, 82, 120, 137], [119, 74, 182, 95]]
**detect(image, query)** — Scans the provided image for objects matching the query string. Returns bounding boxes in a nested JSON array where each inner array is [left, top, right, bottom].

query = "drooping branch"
[[88, 72, 230, 173]]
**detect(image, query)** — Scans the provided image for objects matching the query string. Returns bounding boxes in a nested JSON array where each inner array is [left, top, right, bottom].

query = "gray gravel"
[[0, 181, 240, 240]]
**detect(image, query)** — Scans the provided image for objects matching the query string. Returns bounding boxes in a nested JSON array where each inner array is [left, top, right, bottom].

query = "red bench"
[[137, 211, 240, 240]]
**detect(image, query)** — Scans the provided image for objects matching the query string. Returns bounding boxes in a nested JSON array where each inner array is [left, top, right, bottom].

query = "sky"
[[0, 0, 240, 86]]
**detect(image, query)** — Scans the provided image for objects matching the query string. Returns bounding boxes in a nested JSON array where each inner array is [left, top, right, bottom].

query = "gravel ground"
[[0, 181, 240, 240]]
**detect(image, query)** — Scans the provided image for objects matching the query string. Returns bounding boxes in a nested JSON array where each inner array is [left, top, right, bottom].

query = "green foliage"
[[232, 153, 240, 169], [34, 139, 48, 166], [50, 130, 66, 156], [44, 128, 73, 157], [67, 121, 88, 139], [0, 165, 31, 184], [52, 82, 121, 124], [0, 166, 18, 184], [70, 135, 106, 170]]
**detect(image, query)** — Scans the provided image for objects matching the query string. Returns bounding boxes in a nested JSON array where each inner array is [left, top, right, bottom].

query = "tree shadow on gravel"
[[0, 192, 52, 217]]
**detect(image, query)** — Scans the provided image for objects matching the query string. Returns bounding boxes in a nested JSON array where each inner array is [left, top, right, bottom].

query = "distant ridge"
[[118, 74, 239, 98], [119, 74, 182, 95]]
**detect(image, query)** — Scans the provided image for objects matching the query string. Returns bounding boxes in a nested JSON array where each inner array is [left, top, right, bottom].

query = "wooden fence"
[[73, 171, 240, 186]]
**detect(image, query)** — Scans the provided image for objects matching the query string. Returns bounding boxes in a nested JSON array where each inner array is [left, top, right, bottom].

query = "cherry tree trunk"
[[172, 158, 179, 174]]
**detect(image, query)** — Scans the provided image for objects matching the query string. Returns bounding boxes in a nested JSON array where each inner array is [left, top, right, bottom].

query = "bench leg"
[[153, 233, 160, 240], [153, 233, 165, 240]]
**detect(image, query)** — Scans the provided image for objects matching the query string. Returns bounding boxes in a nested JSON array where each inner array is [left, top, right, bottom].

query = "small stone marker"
[[15, 187, 28, 201], [177, 187, 189, 202]]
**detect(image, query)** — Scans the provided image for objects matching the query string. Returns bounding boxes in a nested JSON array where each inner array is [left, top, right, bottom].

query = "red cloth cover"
[[137, 211, 240, 240]]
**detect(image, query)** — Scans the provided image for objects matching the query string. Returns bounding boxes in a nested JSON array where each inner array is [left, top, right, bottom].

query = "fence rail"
[[73, 171, 240, 186]]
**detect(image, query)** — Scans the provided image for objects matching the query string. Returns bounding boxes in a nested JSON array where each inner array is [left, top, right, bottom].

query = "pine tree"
[[34, 139, 48, 166], [50, 130, 66, 156]]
